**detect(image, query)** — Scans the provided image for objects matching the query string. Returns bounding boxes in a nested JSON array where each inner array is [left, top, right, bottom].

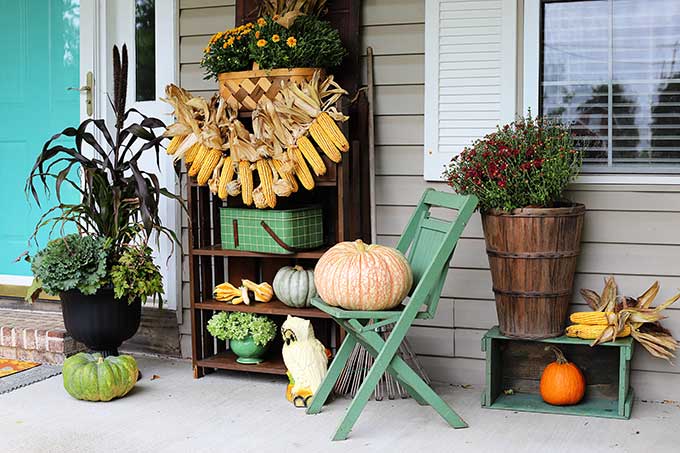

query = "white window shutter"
[[424, 0, 518, 181]]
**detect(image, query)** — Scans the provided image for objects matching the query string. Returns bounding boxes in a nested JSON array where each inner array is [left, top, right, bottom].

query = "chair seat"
[[311, 297, 432, 320]]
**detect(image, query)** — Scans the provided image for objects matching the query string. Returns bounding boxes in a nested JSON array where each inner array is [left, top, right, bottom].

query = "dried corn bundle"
[[573, 277, 680, 360], [297, 136, 327, 175], [272, 158, 298, 192]]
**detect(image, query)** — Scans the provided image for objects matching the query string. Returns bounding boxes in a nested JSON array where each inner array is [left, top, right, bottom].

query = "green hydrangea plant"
[[207, 312, 277, 347], [30, 234, 109, 296]]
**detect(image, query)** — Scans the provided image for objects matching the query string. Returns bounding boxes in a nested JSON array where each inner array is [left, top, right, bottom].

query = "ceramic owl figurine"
[[281, 315, 329, 408]]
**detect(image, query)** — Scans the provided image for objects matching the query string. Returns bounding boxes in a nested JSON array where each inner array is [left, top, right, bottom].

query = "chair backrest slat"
[[398, 189, 478, 318]]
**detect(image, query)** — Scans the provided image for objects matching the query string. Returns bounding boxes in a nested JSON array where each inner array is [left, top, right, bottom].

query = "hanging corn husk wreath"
[[162, 71, 348, 208]]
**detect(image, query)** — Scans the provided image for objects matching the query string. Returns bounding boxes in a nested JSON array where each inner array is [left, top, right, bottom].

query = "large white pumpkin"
[[314, 240, 413, 310]]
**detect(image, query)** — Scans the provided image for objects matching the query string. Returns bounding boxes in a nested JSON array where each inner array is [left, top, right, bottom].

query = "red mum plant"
[[443, 114, 582, 211]]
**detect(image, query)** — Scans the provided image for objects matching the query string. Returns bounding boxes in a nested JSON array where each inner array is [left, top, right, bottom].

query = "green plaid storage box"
[[220, 206, 323, 254]]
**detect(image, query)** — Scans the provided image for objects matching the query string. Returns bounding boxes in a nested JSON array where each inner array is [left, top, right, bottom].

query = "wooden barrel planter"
[[218, 65, 320, 111], [482, 204, 586, 339]]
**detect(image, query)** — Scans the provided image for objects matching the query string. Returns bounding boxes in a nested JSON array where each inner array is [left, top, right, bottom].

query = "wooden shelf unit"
[[188, 0, 367, 379]]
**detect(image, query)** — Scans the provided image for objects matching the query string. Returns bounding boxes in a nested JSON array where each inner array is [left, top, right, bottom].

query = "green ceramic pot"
[[230, 336, 270, 364]]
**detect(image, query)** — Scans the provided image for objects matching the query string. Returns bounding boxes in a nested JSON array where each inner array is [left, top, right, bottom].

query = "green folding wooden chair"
[[306, 188, 479, 440]]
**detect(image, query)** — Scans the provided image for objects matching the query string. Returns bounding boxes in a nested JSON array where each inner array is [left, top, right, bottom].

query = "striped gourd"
[[218, 156, 235, 199], [314, 240, 413, 311], [308, 121, 341, 163], [188, 145, 208, 176], [290, 147, 315, 191], [566, 324, 631, 339], [239, 160, 253, 205], [569, 311, 616, 326], [165, 135, 185, 155], [297, 136, 327, 175], [272, 159, 298, 192], [316, 111, 349, 152], [197, 148, 222, 186], [256, 160, 276, 208]]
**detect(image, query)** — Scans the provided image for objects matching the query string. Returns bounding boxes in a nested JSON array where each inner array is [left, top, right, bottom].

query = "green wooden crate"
[[481, 326, 634, 419], [220, 206, 323, 255]]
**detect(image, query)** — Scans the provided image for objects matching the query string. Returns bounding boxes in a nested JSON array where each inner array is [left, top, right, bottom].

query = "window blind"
[[541, 0, 680, 169]]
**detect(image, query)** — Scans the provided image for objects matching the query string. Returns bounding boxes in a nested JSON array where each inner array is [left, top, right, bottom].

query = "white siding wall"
[[178, 0, 680, 401]]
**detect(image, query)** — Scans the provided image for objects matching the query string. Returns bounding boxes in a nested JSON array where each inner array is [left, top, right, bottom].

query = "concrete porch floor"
[[0, 355, 677, 453]]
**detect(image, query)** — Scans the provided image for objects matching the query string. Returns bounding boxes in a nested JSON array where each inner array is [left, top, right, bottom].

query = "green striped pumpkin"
[[62, 352, 138, 401], [273, 265, 317, 308]]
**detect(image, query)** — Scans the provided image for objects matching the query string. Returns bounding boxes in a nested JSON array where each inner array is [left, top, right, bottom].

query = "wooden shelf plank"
[[191, 245, 329, 259], [195, 299, 332, 318], [196, 350, 287, 375]]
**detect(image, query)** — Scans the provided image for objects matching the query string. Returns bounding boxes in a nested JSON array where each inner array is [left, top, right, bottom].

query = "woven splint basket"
[[217, 65, 320, 111]]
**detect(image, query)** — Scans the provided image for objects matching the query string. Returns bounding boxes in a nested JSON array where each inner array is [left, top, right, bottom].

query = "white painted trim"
[[522, 0, 680, 185], [423, 0, 440, 181], [0, 275, 34, 286], [522, 0, 540, 116]]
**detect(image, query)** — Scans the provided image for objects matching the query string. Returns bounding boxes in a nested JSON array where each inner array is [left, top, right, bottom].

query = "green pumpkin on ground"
[[62, 352, 138, 402], [273, 265, 317, 308]]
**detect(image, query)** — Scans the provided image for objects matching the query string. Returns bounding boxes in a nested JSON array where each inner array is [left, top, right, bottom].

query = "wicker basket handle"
[[260, 220, 306, 253]]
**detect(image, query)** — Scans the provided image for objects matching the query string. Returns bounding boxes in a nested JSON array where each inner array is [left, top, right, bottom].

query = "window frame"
[[523, 0, 680, 184]]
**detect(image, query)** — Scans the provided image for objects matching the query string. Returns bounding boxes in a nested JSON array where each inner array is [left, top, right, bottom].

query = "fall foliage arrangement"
[[443, 114, 582, 211]]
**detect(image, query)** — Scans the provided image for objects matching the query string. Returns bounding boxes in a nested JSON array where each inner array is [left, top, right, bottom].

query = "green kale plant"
[[30, 234, 109, 296], [207, 312, 277, 347]]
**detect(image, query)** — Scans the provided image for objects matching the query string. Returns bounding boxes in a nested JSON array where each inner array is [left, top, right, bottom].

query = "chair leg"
[[359, 330, 468, 429], [332, 347, 392, 441], [306, 333, 357, 415]]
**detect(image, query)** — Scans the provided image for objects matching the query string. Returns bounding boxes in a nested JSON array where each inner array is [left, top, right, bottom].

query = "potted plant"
[[24, 45, 182, 356], [200, 6, 346, 111], [444, 114, 583, 339], [206, 312, 277, 364]]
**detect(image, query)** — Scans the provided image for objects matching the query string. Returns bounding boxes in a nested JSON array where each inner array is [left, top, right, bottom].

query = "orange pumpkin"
[[314, 239, 413, 311], [539, 346, 586, 406]]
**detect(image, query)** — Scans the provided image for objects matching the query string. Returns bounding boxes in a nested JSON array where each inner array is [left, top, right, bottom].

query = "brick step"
[[0, 308, 84, 364]]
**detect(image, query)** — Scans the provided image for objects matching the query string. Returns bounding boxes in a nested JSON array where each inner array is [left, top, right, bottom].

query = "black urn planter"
[[60, 288, 141, 356]]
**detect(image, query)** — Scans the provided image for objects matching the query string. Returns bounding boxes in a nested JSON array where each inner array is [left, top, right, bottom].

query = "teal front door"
[[0, 0, 80, 282]]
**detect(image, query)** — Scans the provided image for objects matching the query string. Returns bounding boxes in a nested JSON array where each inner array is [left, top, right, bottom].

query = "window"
[[135, 0, 156, 102], [540, 0, 680, 171]]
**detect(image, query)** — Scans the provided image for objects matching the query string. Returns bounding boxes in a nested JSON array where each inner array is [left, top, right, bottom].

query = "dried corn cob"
[[317, 111, 349, 151], [239, 160, 253, 205], [566, 324, 631, 340], [197, 148, 223, 186], [218, 156, 235, 199], [183, 141, 201, 164], [256, 160, 276, 208], [296, 137, 327, 175], [290, 147, 315, 190], [569, 311, 617, 326], [165, 135, 185, 155], [272, 159, 298, 192], [309, 120, 341, 163], [188, 144, 208, 175]]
